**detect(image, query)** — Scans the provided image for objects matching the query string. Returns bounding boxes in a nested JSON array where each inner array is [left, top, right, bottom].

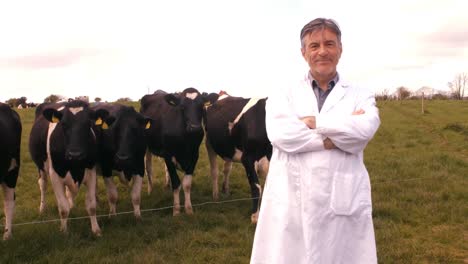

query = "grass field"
[[1, 100, 467, 263]]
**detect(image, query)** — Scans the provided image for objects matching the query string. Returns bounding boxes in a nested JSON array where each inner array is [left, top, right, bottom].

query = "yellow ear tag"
[[204, 102, 212, 107], [52, 115, 59, 123], [102, 122, 109, 130], [95, 118, 103, 125], [145, 121, 151, 129]]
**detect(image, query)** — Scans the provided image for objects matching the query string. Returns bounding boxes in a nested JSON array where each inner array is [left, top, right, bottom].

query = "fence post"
[[421, 92, 425, 114]]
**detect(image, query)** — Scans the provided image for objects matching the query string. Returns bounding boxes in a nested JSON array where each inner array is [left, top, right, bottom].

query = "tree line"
[[4, 94, 135, 108], [4, 73, 467, 107], [376, 72, 467, 101]]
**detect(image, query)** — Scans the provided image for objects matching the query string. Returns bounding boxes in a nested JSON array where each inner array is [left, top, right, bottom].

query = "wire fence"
[[0, 176, 442, 228]]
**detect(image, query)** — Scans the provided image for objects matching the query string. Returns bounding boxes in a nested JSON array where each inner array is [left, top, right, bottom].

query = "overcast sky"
[[1, 0, 467, 103]]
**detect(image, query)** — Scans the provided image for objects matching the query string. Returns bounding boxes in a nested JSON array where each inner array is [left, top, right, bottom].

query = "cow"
[[140, 88, 212, 216], [0, 103, 22, 240], [204, 93, 272, 223], [91, 103, 150, 218], [29, 100, 107, 236]]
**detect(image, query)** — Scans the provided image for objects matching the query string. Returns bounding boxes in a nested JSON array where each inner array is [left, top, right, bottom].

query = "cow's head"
[[93, 107, 115, 152], [164, 87, 211, 133], [204, 92, 220, 107], [96, 106, 151, 169], [43, 100, 108, 162]]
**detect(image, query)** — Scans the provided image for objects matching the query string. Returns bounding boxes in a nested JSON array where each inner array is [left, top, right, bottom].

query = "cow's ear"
[[100, 116, 116, 130], [43, 108, 62, 123], [95, 117, 103, 126], [137, 114, 153, 130], [94, 109, 109, 121], [144, 118, 153, 130], [100, 122, 108, 130], [204, 93, 219, 107], [105, 116, 116, 126], [164, 94, 181, 106], [94, 109, 110, 126]]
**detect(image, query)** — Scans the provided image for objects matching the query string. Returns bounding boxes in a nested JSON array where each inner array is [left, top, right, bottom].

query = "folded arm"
[[314, 91, 380, 154], [265, 91, 325, 154]]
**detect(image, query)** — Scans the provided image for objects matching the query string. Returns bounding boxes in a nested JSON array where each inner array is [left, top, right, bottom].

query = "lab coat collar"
[[302, 73, 350, 113], [302, 72, 350, 88], [320, 82, 346, 113]]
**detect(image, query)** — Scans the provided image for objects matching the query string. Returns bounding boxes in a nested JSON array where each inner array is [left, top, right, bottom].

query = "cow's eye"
[[61, 121, 69, 129]]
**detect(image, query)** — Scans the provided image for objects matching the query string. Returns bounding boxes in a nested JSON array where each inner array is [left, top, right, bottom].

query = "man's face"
[[301, 28, 342, 81]]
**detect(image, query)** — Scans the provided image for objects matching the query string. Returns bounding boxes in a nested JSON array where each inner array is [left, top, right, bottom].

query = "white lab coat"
[[250, 73, 380, 264]]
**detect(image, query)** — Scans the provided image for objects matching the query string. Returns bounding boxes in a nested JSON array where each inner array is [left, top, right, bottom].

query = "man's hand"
[[301, 116, 316, 129], [302, 109, 363, 129], [352, 109, 365, 115], [303, 110, 363, 148], [323, 137, 336, 149]]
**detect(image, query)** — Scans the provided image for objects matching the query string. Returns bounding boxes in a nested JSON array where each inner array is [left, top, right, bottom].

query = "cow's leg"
[[131, 175, 143, 219], [83, 168, 101, 236], [222, 160, 233, 195], [182, 175, 193, 214], [63, 173, 79, 210], [38, 168, 48, 214], [172, 185, 182, 216], [164, 157, 181, 216], [205, 139, 219, 200], [65, 186, 75, 209], [49, 171, 70, 233], [241, 154, 262, 224], [118, 171, 129, 186], [103, 177, 118, 216], [2, 184, 14, 240], [145, 150, 153, 194], [95, 171, 100, 204], [164, 163, 171, 189]]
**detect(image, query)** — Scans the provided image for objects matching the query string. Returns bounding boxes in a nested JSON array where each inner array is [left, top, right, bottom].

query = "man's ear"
[[301, 47, 306, 59], [43, 108, 62, 123]]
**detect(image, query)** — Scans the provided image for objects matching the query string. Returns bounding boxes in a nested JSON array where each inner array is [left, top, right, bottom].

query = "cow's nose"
[[187, 124, 202, 132], [66, 151, 84, 160], [116, 153, 130, 161]]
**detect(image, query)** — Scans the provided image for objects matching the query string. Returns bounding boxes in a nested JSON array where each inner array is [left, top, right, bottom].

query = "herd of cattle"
[[0, 88, 272, 240]]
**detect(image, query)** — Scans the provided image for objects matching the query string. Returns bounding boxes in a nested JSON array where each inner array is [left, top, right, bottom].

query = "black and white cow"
[[29, 102, 64, 214], [204, 93, 272, 223], [29, 100, 107, 236], [0, 103, 22, 240], [140, 88, 211, 216], [91, 103, 150, 218]]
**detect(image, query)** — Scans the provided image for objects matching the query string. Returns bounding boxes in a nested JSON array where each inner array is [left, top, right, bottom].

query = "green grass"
[[369, 100, 467, 264], [1, 100, 467, 263]]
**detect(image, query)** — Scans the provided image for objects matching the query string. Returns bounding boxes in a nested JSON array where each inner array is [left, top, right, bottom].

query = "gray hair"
[[300, 18, 342, 48]]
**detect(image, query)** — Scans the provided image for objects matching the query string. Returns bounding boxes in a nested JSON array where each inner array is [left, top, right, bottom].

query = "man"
[[250, 18, 380, 264]]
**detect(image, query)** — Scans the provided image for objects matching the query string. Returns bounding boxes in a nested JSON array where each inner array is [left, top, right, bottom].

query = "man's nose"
[[318, 45, 328, 56]]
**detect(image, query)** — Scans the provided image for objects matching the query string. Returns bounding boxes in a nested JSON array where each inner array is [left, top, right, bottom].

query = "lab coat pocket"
[[330, 172, 359, 216], [264, 161, 289, 204]]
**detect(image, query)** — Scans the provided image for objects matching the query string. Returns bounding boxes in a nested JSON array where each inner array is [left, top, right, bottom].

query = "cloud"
[[418, 22, 468, 58], [385, 63, 429, 72], [0, 48, 101, 69]]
